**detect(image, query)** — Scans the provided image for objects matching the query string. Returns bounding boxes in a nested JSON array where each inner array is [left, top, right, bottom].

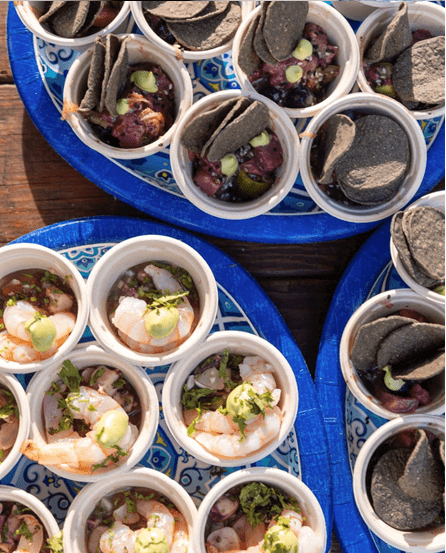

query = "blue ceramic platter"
[[6, 2, 445, 244], [315, 217, 445, 553], [1, 215, 332, 549]]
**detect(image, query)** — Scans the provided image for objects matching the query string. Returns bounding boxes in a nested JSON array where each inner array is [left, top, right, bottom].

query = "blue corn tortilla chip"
[[163, 2, 229, 23], [142, 1, 210, 20], [263, 1, 308, 62], [237, 11, 261, 76], [98, 34, 121, 113], [392, 350, 445, 381], [366, 2, 413, 64], [78, 37, 106, 113], [253, 2, 278, 65], [104, 37, 130, 118], [319, 114, 356, 185]]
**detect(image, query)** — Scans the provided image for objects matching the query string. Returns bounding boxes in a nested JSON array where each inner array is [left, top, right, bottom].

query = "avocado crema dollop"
[[135, 528, 169, 553], [263, 517, 299, 553], [144, 306, 180, 339], [25, 314, 57, 352]]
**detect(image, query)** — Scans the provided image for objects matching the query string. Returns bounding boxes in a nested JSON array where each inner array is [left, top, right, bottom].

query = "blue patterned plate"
[[315, 220, 445, 553], [6, 2, 445, 243], [1, 216, 332, 549]]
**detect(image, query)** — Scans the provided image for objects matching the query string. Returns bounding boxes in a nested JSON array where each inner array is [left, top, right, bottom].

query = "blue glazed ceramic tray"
[[2, 215, 332, 549], [6, 2, 445, 244], [315, 214, 444, 553]]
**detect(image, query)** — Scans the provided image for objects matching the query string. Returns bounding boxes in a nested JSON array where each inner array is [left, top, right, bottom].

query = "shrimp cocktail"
[[205, 481, 321, 553], [0, 268, 77, 364], [0, 385, 19, 465], [107, 261, 200, 355], [182, 351, 283, 459], [21, 359, 142, 476], [85, 486, 189, 553]]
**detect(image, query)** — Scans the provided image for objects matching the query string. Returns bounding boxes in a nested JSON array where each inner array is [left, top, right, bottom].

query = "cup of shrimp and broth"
[[231, 1, 360, 119], [340, 288, 445, 421], [353, 414, 445, 552], [390, 191, 445, 306], [192, 466, 327, 553], [162, 330, 298, 467], [20, 342, 159, 482], [0, 243, 89, 374], [0, 484, 61, 553], [131, 1, 254, 63], [63, 32, 193, 159], [170, 89, 300, 219], [298, 91, 427, 223], [63, 466, 197, 553], [356, 1, 445, 148], [86, 235, 218, 368], [0, 372, 30, 481]]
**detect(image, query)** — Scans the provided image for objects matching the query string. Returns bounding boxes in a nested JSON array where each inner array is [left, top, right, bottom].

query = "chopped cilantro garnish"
[[58, 360, 82, 393]]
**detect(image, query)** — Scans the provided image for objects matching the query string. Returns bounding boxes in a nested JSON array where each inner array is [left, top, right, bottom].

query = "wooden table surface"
[[0, 3, 443, 551]]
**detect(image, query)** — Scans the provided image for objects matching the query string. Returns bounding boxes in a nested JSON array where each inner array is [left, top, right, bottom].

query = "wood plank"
[[0, 2, 12, 83]]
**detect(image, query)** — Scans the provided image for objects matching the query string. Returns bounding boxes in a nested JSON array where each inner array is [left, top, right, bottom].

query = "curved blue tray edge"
[[314, 221, 392, 553], [10, 214, 334, 551], [7, 1, 444, 244]]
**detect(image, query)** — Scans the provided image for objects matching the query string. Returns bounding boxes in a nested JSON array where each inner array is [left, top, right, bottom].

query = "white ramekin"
[[130, 1, 254, 62], [0, 243, 88, 374], [86, 235, 218, 367], [170, 89, 300, 220], [162, 330, 298, 467], [192, 466, 327, 553], [390, 190, 445, 306], [232, 1, 360, 119], [63, 33, 193, 160], [299, 92, 427, 223], [353, 414, 445, 552], [340, 288, 445, 420], [14, 1, 132, 51], [63, 466, 198, 553], [23, 342, 159, 482]]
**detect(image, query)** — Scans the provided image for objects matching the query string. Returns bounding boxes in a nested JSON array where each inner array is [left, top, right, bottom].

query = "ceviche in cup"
[[193, 467, 327, 553], [0, 485, 61, 553], [0, 243, 88, 373], [87, 235, 218, 367], [162, 330, 298, 467], [63, 467, 197, 553], [0, 373, 30, 481], [20, 343, 159, 482]]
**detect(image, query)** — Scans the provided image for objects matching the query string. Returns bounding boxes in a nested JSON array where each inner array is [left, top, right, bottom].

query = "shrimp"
[[239, 356, 281, 405], [98, 503, 189, 553], [193, 406, 282, 458], [183, 409, 240, 434], [111, 264, 195, 354], [0, 388, 19, 453], [12, 514, 43, 553], [20, 386, 138, 474]]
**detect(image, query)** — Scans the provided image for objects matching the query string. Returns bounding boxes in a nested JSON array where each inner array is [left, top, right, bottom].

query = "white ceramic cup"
[[24, 342, 159, 482], [390, 191, 445, 306], [353, 414, 445, 553], [14, 1, 132, 51], [130, 1, 254, 62], [0, 485, 60, 543], [0, 373, 30, 481], [0, 243, 88, 374], [232, 1, 360, 119], [162, 330, 298, 467], [63, 466, 198, 553], [340, 288, 445, 420], [356, 1, 445, 142], [192, 466, 327, 553], [299, 92, 427, 223], [86, 235, 218, 368], [170, 89, 300, 220], [63, 33, 193, 160]]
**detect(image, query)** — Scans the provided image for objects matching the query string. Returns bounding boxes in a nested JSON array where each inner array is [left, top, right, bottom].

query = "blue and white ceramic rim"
[[170, 89, 300, 220], [0, 243, 89, 374], [0, 484, 60, 540], [390, 190, 445, 306], [339, 288, 445, 420], [86, 234, 219, 367], [356, 1, 445, 148], [63, 33, 193, 160], [353, 414, 445, 553], [232, 1, 360, 119], [162, 330, 299, 467], [63, 466, 198, 553], [24, 342, 160, 483], [13, 1, 133, 51], [299, 92, 428, 223], [192, 466, 327, 553]]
